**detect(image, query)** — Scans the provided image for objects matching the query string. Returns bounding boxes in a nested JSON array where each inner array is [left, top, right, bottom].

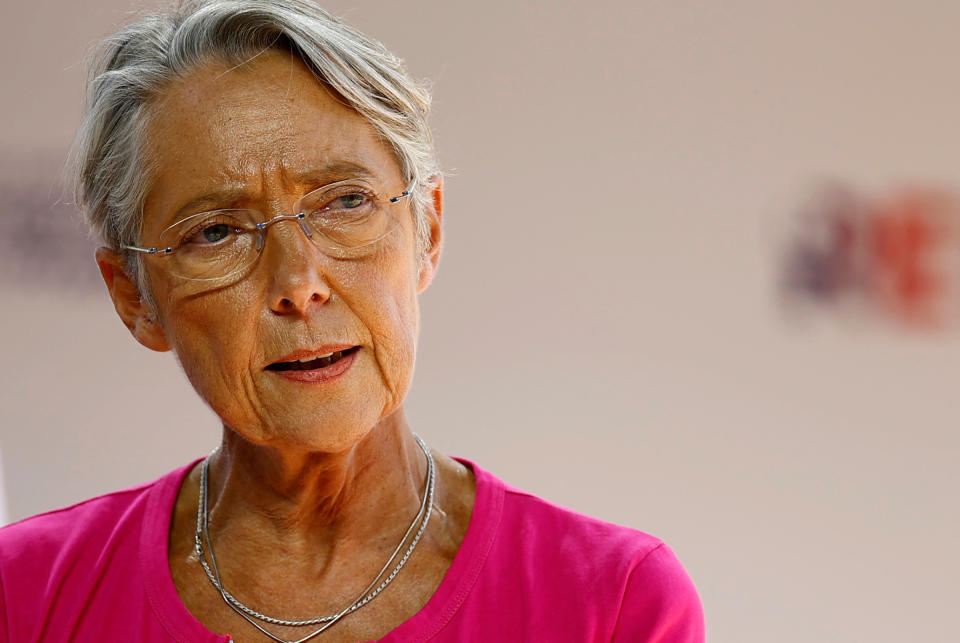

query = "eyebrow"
[[294, 162, 377, 188], [165, 161, 380, 226]]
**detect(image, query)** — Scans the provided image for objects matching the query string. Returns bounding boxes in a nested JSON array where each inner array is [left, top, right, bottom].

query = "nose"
[[258, 215, 332, 315]]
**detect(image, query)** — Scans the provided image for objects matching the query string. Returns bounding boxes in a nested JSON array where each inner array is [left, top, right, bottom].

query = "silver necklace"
[[194, 434, 436, 643]]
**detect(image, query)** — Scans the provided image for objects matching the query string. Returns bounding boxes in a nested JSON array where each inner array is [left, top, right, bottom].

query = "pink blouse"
[[0, 458, 704, 641]]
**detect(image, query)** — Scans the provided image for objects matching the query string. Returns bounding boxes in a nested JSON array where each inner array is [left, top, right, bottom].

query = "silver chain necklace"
[[194, 434, 436, 643]]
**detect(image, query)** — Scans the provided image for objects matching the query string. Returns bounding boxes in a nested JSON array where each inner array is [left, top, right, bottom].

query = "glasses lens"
[[159, 210, 259, 280], [299, 183, 398, 252]]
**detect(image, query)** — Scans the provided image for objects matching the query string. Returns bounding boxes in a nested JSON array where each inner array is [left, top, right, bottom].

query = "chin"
[[234, 404, 385, 454]]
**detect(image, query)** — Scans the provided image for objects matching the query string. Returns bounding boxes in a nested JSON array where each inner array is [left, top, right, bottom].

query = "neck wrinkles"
[[204, 417, 428, 558]]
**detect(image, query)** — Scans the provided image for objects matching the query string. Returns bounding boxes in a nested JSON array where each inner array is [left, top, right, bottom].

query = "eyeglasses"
[[123, 178, 414, 282]]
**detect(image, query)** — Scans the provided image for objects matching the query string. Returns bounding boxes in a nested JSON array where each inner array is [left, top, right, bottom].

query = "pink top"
[[0, 459, 704, 642]]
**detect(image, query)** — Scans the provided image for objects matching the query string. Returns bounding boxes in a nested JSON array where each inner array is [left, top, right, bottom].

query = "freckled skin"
[[138, 52, 426, 451]]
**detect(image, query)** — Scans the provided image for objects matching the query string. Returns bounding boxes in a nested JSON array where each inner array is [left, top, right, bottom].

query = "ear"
[[417, 175, 444, 294], [95, 247, 171, 352]]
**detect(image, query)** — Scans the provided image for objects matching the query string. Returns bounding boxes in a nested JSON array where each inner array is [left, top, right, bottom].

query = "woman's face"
[[122, 50, 439, 451]]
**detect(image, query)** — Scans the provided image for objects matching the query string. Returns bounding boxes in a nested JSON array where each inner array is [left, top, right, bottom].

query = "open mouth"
[[266, 346, 360, 372]]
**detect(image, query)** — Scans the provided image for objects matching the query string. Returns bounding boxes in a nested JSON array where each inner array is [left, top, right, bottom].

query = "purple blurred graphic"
[[0, 151, 99, 291]]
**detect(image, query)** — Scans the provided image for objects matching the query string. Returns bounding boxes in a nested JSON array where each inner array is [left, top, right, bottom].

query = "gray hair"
[[72, 0, 439, 292]]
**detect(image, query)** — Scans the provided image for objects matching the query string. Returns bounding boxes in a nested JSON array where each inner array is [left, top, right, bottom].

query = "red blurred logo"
[[780, 183, 960, 329]]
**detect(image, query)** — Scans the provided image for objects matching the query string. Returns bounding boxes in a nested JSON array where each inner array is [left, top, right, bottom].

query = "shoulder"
[[611, 541, 705, 641], [499, 479, 667, 571], [465, 464, 705, 641], [0, 480, 154, 562], [0, 462, 197, 624], [0, 461, 194, 560]]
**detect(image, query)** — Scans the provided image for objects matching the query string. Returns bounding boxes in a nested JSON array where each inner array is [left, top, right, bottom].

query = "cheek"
[[339, 239, 421, 397], [375, 294, 419, 407], [161, 280, 264, 410]]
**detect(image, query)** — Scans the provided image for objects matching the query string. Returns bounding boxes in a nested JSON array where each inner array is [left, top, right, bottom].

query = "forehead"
[[143, 49, 401, 226]]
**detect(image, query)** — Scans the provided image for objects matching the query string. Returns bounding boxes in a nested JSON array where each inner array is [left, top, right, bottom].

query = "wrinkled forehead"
[[141, 50, 403, 231]]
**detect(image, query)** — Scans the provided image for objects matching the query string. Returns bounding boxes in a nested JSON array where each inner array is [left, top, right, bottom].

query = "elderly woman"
[[0, 1, 703, 641]]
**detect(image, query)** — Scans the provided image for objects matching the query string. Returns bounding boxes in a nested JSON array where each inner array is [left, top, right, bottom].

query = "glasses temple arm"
[[121, 244, 173, 255]]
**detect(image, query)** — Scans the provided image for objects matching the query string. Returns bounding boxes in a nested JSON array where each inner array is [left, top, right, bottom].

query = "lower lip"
[[268, 349, 359, 384]]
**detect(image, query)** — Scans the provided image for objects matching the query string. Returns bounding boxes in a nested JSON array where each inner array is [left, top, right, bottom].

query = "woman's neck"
[[167, 411, 476, 640], [205, 412, 428, 564]]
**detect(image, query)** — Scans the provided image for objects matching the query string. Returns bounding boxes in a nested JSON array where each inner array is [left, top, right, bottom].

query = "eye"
[[178, 217, 244, 248], [297, 183, 391, 250], [334, 193, 367, 210], [306, 189, 376, 223], [319, 191, 372, 216], [199, 223, 231, 243]]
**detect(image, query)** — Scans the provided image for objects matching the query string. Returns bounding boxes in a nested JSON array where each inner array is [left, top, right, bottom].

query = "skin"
[[96, 50, 475, 642]]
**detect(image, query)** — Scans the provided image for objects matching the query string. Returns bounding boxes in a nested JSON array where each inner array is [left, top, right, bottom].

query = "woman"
[[0, 1, 704, 641]]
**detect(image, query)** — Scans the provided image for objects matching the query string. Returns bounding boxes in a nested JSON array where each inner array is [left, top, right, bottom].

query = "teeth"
[[299, 352, 334, 362]]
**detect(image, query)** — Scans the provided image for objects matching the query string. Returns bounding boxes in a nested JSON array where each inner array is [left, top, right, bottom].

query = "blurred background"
[[2, 1, 958, 641]]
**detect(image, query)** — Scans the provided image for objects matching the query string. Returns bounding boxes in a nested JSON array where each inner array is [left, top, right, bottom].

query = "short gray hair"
[[72, 0, 439, 288]]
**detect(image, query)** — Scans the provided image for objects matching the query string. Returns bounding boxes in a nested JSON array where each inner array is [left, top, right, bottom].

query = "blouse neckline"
[[139, 455, 504, 642]]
